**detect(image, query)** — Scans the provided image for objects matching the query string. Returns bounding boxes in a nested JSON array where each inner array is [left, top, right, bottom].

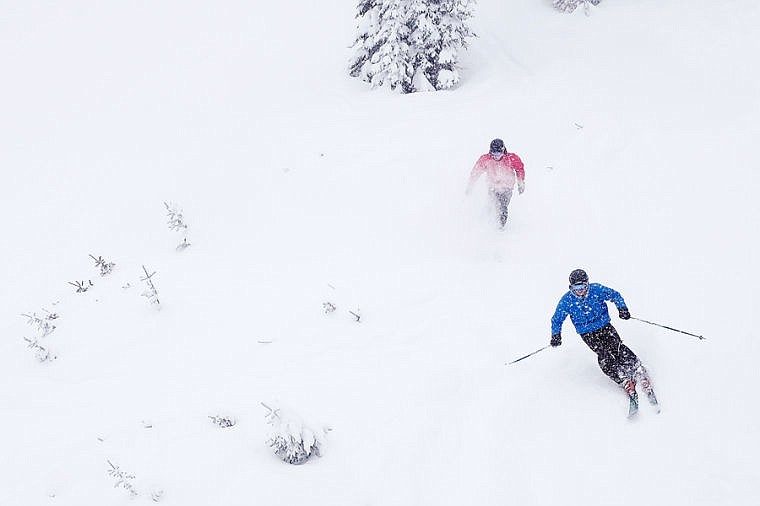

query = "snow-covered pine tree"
[[408, 0, 438, 92], [349, 0, 383, 80], [349, 0, 475, 93], [369, 0, 414, 92], [349, 0, 411, 91], [409, 0, 475, 91]]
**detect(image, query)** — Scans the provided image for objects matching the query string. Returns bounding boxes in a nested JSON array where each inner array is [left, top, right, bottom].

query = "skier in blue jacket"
[[551, 269, 657, 414]]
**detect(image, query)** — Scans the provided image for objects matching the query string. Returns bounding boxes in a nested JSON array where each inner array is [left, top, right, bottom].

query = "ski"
[[627, 392, 639, 418], [644, 388, 661, 413], [625, 385, 661, 418]]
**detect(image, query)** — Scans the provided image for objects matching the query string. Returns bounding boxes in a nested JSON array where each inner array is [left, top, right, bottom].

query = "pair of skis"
[[627, 371, 660, 418], [627, 388, 660, 418]]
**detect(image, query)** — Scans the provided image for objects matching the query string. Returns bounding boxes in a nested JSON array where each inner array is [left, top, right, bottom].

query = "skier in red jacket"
[[465, 138, 525, 228]]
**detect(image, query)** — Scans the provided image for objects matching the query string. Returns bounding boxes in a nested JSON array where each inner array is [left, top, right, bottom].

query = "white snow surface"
[[2, 1, 759, 505]]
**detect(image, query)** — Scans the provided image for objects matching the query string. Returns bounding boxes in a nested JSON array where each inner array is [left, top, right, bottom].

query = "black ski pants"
[[580, 324, 640, 384], [489, 188, 513, 227]]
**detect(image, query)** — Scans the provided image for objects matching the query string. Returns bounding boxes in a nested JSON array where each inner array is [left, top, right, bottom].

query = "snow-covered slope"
[[2, 1, 758, 505]]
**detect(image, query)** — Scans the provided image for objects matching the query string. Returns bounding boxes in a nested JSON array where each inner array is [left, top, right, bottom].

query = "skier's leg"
[[613, 343, 656, 400], [615, 343, 642, 381], [582, 327, 617, 381], [628, 354, 657, 403], [597, 350, 624, 384], [494, 189, 513, 227], [613, 343, 649, 385], [634, 362, 653, 392], [634, 362, 659, 408], [598, 347, 638, 417], [607, 332, 653, 409], [592, 325, 641, 415], [488, 189, 501, 226], [594, 325, 633, 385], [580, 327, 605, 353]]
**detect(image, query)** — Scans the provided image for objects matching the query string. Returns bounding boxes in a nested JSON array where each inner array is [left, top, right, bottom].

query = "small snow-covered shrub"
[[89, 254, 116, 276], [164, 201, 187, 232], [23, 336, 56, 362], [209, 415, 236, 428], [164, 201, 191, 251], [106, 460, 138, 497], [21, 310, 58, 337], [553, 0, 601, 14], [140, 265, 160, 308], [68, 280, 93, 293], [262, 402, 328, 465], [322, 285, 362, 322], [21, 309, 59, 362]]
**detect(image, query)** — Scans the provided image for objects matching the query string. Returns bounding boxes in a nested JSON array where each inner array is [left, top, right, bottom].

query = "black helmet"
[[569, 269, 589, 285], [489, 138, 505, 154]]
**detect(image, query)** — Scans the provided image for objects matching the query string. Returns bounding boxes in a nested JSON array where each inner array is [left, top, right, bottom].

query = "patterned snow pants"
[[489, 188, 513, 227], [580, 324, 641, 384]]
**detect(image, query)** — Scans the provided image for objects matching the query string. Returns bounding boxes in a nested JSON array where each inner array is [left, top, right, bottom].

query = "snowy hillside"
[[2, 1, 759, 505]]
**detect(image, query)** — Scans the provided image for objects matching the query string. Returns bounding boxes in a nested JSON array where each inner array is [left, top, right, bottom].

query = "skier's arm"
[[512, 154, 525, 183], [466, 158, 485, 194], [599, 284, 630, 319], [510, 154, 525, 193], [551, 297, 569, 336]]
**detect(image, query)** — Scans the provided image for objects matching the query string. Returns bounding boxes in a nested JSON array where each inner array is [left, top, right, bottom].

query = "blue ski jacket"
[[551, 283, 628, 335]]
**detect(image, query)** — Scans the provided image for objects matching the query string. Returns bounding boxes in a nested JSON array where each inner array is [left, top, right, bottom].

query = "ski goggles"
[[570, 282, 589, 292], [490, 151, 505, 159]]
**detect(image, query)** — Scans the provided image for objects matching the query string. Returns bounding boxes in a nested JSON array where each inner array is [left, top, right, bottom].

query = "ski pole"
[[506, 345, 551, 365], [631, 317, 705, 340]]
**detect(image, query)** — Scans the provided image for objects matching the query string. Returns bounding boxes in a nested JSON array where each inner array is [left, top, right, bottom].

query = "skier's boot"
[[623, 378, 638, 417]]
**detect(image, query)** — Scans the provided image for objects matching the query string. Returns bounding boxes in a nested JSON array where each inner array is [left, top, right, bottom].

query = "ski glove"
[[619, 308, 631, 320], [517, 180, 525, 194], [550, 333, 562, 347]]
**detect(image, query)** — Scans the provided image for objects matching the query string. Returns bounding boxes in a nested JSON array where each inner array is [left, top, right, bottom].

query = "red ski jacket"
[[467, 152, 525, 192]]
